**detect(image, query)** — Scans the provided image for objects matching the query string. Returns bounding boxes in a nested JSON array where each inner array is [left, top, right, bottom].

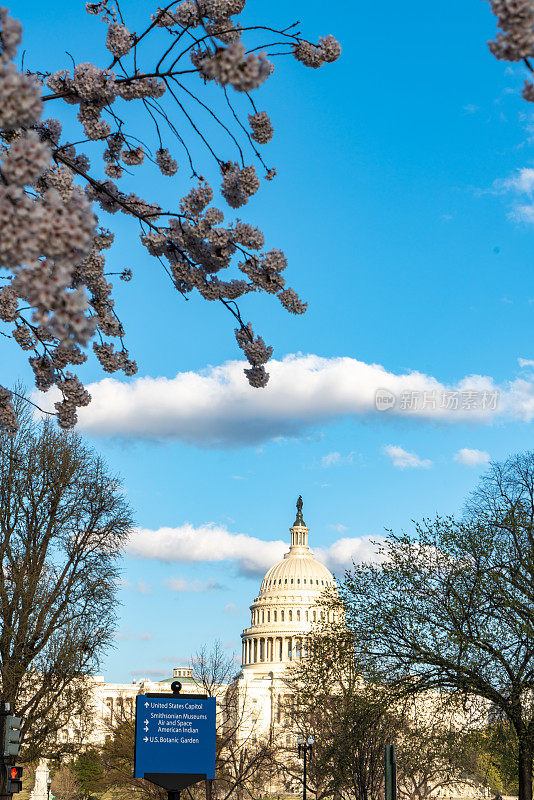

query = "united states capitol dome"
[[240, 497, 337, 674], [259, 534, 335, 595]]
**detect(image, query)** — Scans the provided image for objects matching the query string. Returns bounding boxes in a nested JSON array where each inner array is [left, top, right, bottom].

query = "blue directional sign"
[[134, 695, 216, 779]]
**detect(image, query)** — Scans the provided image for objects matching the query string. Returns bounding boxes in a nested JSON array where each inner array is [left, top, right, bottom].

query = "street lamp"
[[47, 777, 51, 800], [297, 736, 314, 800]]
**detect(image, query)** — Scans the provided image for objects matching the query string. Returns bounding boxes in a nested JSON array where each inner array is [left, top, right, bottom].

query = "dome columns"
[[241, 633, 305, 666]]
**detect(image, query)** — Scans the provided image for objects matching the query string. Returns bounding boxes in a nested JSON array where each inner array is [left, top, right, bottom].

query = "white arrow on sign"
[[144, 737, 148, 742], [144, 702, 149, 707], [144, 719, 149, 724]]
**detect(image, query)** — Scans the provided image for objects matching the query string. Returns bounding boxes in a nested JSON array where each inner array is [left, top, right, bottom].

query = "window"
[[274, 610, 277, 622], [261, 611, 264, 623], [267, 610, 270, 622], [306, 610, 309, 621], [297, 610, 301, 621], [289, 610, 292, 621], [284, 578, 287, 585], [313, 610, 316, 622], [281, 610, 284, 622], [291, 578, 294, 585]]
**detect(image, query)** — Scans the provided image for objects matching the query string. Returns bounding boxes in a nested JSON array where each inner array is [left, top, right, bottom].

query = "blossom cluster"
[[488, 0, 534, 61], [0, 0, 340, 434], [249, 112, 273, 144], [293, 35, 342, 69], [196, 41, 273, 92]]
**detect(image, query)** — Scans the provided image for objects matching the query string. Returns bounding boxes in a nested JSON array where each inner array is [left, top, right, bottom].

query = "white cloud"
[[117, 578, 152, 594], [500, 168, 534, 195], [127, 524, 383, 577], [510, 204, 534, 224], [34, 354, 534, 448], [494, 168, 534, 224], [383, 445, 432, 469], [115, 628, 153, 641], [128, 524, 287, 577], [454, 448, 490, 466], [519, 358, 534, 369], [164, 576, 222, 593], [224, 603, 241, 615], [321, 451, 354, 468], [315, 536, 384, 574], [328, 523, 348, 533]]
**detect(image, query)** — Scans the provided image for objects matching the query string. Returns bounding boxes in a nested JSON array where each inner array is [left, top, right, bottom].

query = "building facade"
[[45, 499, 489, 800], [71, 498, 331, 749]]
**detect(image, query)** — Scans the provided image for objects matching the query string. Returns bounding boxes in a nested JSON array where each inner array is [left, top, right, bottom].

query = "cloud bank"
[[127, 523, 383, 577], [35, 354, 534, 448], [127, 524, 287, 577]]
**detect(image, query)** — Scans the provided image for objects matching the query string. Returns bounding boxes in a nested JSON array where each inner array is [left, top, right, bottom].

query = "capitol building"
[[73, 497, 334, 748], [241, 497, 335, 672], [30, 499, 489, 800]]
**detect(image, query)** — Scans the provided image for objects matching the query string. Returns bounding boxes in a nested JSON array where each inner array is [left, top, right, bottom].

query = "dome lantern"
[[290, 495, 310, 553]]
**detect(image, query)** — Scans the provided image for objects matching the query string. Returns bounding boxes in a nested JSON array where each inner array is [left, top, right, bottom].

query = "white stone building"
[[50, 499, 491, 800], [72, 498, 332, 748], [231, 498, 336, 744]]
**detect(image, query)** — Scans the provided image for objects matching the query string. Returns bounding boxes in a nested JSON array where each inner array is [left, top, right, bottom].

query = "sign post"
[[134, 683, 216, 800], [384, 744, 396, 800]]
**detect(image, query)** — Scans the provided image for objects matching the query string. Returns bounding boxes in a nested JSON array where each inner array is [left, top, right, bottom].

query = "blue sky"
[[5, 0, 534, 680]]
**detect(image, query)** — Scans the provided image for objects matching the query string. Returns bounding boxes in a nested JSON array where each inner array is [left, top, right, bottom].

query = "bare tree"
[[283, 621, 399, 800], [191, 642, 278, 800], [51, 764, 82, 800], [98, 714, 166, 800], [0, 398, 133, 769], [337, 452, 534, 800], [395, 697, 485, 800]]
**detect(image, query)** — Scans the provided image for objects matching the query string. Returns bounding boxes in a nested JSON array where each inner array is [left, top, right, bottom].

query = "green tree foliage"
[[71, 749, 106, 800], [463, 721, 519, 797]]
